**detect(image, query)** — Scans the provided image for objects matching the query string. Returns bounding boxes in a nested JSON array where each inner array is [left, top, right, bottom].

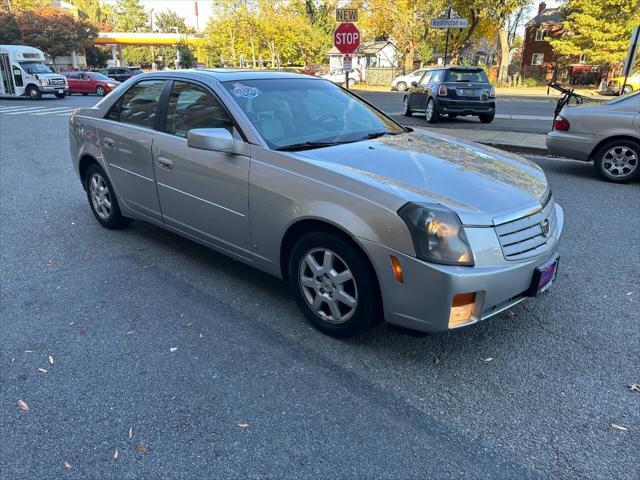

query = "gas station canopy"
[[95, 32, 204, 47]]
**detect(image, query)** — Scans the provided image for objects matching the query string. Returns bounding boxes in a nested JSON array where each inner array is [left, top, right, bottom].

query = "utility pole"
[[443, 6, 452, 66]]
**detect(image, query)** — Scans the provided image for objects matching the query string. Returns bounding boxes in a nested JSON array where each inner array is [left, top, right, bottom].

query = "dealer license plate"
[[530, 256, 559, 296], [57, 89, 64, 94]]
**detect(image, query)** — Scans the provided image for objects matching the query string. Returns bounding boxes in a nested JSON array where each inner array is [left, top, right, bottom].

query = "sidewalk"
[[417, 127, 549, 156]]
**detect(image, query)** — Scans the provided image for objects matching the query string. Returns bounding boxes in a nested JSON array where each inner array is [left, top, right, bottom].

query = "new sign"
[[430, 18, 468, 29], [334, 23, 360, 54], [336, 8, 357, 22]]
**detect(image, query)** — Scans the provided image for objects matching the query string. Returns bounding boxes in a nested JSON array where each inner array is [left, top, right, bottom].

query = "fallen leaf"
[[113, 447, 119, 459], [17, 400, 29, 411], [24, 350, 33, 353], [128, 426, 133, 439], [126, 330, 135, 335], [11, 357, 15, 363], [626, 292, 633, 296], [37, 368, 48, 373], [480, 357, 494, 363], [63, 460, 72, 469], [48, 355, 54, 365], [79, 325, 88, 334], [169, 347, 177, 352], [134, 443, 146, 453], [183, 322, 192, 328], [609, 423, 629, 432], [236, 423, 250, 428], [44, 259, 54, 267], [628, 383, 640, 392], [433, 356, 441, 366]]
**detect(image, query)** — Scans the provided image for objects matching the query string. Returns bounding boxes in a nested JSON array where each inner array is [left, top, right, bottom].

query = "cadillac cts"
[[69, 70, 564, 337]]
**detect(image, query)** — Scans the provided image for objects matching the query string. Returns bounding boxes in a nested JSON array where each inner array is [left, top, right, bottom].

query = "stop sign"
[[334, 23, 360, 54]]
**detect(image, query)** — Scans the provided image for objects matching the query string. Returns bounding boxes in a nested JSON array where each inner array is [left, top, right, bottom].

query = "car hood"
[[294, 130, 548, 226]]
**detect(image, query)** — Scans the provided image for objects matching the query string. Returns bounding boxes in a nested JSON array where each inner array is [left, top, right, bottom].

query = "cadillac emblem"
[[541, 218, 551, 237]]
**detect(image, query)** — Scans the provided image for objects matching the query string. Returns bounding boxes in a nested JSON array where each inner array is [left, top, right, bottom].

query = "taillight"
[[438, 85, 448, 96], [553, 116, 570, 131]]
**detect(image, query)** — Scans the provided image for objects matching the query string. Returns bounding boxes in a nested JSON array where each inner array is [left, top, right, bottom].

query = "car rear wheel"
[[425, 98, 439, 123], [402, 96, 413, 116], [479, 112, 495, 123], [396, 81, 407, 91], [26, 85, 41, 100], [593, 140, 640, 183], [85, 164, 130, 229], [288, 231, 380, 338], [622, 85, 633, 95], [96, 86, 106, 96]]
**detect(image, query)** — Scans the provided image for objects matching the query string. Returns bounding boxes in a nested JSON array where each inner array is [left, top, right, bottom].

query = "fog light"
[[449, 292, 476, 328], [389, 256, 404, 284]]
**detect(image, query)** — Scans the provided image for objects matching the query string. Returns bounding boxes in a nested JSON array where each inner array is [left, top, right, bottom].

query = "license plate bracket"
[[528, 255, 559, 297]]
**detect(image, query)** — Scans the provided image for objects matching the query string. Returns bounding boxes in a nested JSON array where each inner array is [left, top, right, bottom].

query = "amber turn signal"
[[449, 292, 476, 328], [389, 256, 404, 284]]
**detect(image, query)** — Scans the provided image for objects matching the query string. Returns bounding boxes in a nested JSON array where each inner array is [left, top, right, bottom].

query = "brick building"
[[520, 2, 564, 80]]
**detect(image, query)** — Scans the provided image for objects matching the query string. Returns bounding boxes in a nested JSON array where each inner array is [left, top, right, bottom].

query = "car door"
[[152, 80, 251, 253], [409, 70, 433, 111], [65, 72, 80, 93], [97, 79, 165, 221]]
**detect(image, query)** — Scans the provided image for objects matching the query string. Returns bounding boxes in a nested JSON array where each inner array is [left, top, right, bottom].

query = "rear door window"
[[106, 79, 165, 128], [418, 71, 433, 85]]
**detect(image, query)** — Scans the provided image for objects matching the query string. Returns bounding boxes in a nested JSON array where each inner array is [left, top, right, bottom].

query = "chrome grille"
[[495, 196, 557, 261], [49, 77, 66, 86]]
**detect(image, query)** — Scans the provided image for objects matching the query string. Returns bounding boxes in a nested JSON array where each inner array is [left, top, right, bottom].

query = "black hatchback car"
[[402, 67, 495, 123], [98, 67, 144, 83]]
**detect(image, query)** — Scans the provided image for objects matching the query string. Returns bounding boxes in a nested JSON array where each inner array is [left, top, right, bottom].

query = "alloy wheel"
[[97, 86, 105, 96], [298, 248, 358, 324], [602, 146, 638, 178], [426, 100, 434, 121], [89, 172, 112, 219]]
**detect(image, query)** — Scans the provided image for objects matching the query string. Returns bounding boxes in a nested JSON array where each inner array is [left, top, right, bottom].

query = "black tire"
[[479, 112, 495, 123], [593, 139, 640, 183], [396, 81, 407, 91], [26, 85, 41, 100], [96, 86, 106, 96], [287, 231, 380, 338], [402, 96, 412, 117], [84, 164, 130, 229], [54, 92, 66, 99], [622, 85, 633, 95], [425, 98, 439, 123]]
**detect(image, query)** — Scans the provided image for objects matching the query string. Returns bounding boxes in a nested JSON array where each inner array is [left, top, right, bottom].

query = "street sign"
[[336, 8, 357, 23], [622, 26, 640, 78], [343, 54, 352, 71], [430, 18, 468, 29], [334, 23, 360, 55]]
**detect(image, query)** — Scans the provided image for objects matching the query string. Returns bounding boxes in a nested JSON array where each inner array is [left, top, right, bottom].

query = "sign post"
[[333, 22, 360, 89], [621, 26, 640, 95], [430, 12, 468, 65]]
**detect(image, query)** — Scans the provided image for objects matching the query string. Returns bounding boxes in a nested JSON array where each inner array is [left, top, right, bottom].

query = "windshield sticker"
[[230, 83, 261, 99]]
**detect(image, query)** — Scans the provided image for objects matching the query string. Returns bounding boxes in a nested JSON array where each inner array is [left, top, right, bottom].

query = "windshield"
[[19, 62, 52, 74], [222, 78, 405, 150], [89, 72, 111, 82], [445, 69, 488, 83], [604, 90, 640, 106]]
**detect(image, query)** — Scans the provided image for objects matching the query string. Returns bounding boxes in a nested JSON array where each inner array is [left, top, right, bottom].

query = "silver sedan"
[[547, 92, 640, 183], [69, 70, 563, 337]]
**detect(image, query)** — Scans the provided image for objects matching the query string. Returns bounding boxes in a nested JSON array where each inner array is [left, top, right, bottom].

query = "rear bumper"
[[436, 98, 495, 115], [546, 131, 598, 161]]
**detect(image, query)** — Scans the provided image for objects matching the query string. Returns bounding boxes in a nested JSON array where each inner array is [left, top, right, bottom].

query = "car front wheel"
[[593, 140, 640, 183], [288, 231, 380, 338], [85, 164, 130, 229], [54, 92, 66, 99], [96, 86, 106, 96], [26, 85, 41, 100], [479, 112, 495, 123]]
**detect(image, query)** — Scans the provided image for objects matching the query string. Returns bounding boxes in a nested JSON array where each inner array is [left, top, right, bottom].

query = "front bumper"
[[436, 98, 495, 115], [360, 204, 564, 333], [41, 85, 70, 94], [546, 131, 598, 161]]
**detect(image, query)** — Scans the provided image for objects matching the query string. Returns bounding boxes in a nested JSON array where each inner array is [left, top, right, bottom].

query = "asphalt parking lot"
[[1, 94, 639, 480]]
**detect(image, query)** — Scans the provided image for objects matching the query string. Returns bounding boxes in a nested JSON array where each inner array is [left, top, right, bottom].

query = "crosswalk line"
[[32, 108, 75, 115], [0, 106, 51, 113]]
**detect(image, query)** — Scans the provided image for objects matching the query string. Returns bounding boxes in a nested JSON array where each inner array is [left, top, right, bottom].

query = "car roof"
[[132, 69, 315, 83]]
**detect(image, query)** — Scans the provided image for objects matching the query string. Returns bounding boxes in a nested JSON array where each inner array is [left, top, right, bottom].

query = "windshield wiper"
[[275, 141, 344, 151], [361, 131, 402, 140]]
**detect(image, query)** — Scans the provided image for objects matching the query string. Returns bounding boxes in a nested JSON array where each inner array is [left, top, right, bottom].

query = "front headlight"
[[39, 78, 48, 86], [398, 203, 474, 266], [107, 83, 116, 87]]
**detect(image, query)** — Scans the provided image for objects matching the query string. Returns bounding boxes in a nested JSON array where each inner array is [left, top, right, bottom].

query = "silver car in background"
[[69, 70, 563, 338], [547, 91, 640, 183]]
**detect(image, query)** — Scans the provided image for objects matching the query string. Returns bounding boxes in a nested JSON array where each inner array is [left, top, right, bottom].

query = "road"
[[357, 90, 558, 133], [1, 94, 639, 480]]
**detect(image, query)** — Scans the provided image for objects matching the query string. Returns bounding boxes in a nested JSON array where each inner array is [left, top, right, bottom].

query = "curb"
[[497, 94, 609, 103], [479, 141, 549, 156]]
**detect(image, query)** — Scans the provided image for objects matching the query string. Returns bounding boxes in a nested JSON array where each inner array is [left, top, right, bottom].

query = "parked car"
[[63, 71, 121, 96], [391, 68, 428, 91], [403, 66, 496, 123], [69, 70, 563, 338], [606, 70, 640, 95], [98, 67, 143, 83], [320, 68, 361, 88], [546, 91, 640, 183], [299, 64, 325, 76]]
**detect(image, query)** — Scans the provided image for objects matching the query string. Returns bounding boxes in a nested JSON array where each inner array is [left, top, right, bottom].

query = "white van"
[[0, 45, 69, 99]]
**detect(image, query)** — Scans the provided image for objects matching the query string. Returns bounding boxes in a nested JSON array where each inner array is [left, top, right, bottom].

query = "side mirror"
[[187, 128, 234, 152], [410, 81, 418, 87]]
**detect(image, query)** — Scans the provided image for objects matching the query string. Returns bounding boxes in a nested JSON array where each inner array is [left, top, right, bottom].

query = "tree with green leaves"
[[550, 0, 639, 67], [0, 10, 22, 43], [154, 10, 192, 34], [115, 0, 148, 32]]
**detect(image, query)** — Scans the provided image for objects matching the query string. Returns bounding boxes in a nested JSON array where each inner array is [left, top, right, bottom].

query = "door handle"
[[102, 138, 115, 150], [157, 157, 174, 170]]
